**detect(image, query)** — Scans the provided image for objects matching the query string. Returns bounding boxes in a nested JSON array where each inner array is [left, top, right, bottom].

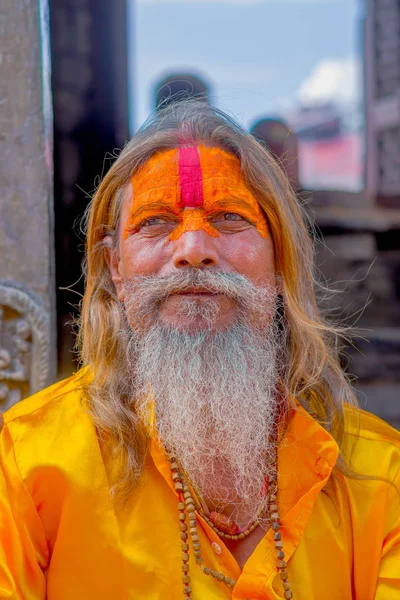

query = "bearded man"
[[0, 101, 399, 600]]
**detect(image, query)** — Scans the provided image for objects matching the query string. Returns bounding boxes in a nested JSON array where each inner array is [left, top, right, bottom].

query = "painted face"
[[123, 146, 269, 242]]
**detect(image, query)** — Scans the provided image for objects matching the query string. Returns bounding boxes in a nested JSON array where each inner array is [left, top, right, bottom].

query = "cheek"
[[222, 233, 276, 286], [120, 237, 170, 278]]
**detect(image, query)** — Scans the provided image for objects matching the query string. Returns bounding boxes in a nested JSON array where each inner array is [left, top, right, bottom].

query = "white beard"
[[123, 270, 284, 525]]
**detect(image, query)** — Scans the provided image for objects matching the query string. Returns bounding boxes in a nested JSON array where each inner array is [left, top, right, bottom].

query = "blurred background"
[[1, 0, 400, 426]]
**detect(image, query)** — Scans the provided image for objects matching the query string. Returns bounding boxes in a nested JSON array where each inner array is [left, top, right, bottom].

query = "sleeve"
[[374, 468, 400, 599], [0, 422, 48, 599]]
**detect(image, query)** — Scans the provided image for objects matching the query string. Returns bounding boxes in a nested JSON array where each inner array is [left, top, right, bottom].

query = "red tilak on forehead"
[[177, 146, 204, 208]]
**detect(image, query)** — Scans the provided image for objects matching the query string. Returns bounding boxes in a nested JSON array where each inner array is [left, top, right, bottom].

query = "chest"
[[224, 527, 267, 569], [42, 480, 380, 600]]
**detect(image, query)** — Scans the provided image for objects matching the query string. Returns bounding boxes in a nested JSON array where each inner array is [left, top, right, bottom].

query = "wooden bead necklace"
[[170, 457, 293, 599], [192, 486, 264, 540]]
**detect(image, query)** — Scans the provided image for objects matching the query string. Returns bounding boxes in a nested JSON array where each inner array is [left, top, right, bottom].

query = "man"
[[0, 101, 399, 599]]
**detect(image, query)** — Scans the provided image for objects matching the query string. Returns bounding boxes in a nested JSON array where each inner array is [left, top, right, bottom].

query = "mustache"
[[123, 269, 272, 304]]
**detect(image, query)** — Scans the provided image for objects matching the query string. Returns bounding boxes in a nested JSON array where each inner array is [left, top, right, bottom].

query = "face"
[[107, 145, 276, 332]]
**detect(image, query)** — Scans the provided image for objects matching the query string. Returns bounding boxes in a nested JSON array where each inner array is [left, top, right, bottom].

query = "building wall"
[[49, 0, 129, 374], [365, 0, 400, 198]]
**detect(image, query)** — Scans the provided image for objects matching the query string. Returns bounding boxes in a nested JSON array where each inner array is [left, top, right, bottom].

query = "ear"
[[103, 236, 125, 301]]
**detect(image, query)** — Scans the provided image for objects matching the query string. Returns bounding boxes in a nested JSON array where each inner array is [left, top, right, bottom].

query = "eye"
[[222, 212, 246, 221], [139, 216, 169, 227]]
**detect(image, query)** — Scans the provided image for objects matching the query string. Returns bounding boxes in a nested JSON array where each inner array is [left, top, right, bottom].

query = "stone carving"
[[0, 281, 50, 410]]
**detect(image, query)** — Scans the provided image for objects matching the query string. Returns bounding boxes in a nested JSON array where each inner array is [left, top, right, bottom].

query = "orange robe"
[[0, 369, 399, 599]]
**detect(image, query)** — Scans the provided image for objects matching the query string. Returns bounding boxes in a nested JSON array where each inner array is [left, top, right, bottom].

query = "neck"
[[180, 453, 275, 529]]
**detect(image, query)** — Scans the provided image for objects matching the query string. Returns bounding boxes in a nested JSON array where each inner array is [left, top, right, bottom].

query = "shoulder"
[[2, 368, 97, 479], [0, 369, 104, 547], [344, 406, 400, 480], [4, 367, 91, 426]]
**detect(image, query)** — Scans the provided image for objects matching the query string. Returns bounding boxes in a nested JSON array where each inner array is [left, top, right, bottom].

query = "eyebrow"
[[128, 198, 262, 221], [129, 202, 179, 220], [211, 199, 260, 213]]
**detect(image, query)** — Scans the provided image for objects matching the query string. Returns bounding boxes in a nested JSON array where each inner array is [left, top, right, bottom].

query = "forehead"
[[129, 146, 250, 211]]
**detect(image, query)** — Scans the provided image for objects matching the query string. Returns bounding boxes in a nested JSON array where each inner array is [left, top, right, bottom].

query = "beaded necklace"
[[170, 457, 293, 599]]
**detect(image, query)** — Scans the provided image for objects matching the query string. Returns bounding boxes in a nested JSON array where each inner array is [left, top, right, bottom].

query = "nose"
[[172, 229, 219, 269]]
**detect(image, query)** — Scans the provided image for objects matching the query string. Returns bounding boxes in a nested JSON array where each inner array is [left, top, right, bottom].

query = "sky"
[[129, 0, 362, 133]]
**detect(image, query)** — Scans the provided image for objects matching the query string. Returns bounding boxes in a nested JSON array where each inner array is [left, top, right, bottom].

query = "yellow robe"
[[0, 369, 399, 599]]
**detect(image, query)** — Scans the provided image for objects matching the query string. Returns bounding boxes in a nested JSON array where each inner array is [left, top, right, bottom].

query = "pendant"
[[209, 511, 240, 535]]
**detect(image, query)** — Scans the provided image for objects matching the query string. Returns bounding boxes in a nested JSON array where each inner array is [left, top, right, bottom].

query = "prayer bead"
[[175, 482, 183, 492], [231, 535, 239, 541], [179, 513, 186, 521], [177, 502, 185, 510], [180, 533, 188, 541], [179, 523, 187, 531], [189, 520, 196, 528], [275, 541, 283, 549], [184, 586, 192, 594], [284, 592, 293, 599], [187, 504, 196, 513], [194, 550, 201, 558], [172, 472, 181, 481], [278, 560, 287, 568], [195, 557, 203, 565], [182, 552, 189, 562], [238, 533, 245, 540], [182, 564, 190, 572], [170, 462, 179, 471], [277, 550, 285, 559], [269, 494, 277, 502], [280, 571, 288, 580], [269, 504, 278, 512], [182, 575, 190, 584], [203, 567, 211, 575], [181, 543, 189, 552], [210, 570, 218, 578], [189, 527, 197, 535], [274, 532, 281, 541], [272, 522, 280, 531], [191, 534, 199, 542], [283, 582, 291, 591], [271, 512, 279, 520], [193, 542, 201, 551], [184, 496, 194, 505], [217, 573, 224, 582]]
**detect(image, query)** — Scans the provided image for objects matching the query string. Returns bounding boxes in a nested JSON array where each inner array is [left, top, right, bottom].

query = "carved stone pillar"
[[0, 0, 56, 408]]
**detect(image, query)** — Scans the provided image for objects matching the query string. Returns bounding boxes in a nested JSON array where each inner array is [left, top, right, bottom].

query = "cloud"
[[297, 57, 361, 107]]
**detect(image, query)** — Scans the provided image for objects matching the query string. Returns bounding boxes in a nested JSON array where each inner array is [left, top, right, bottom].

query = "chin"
[[159, 312, 236, 335]]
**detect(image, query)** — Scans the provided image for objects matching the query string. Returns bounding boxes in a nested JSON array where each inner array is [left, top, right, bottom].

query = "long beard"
[[123, 270, 285, 524]]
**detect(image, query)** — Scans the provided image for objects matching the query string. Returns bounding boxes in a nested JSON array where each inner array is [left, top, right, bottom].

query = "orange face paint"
[[124, 146, 269, 241]]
